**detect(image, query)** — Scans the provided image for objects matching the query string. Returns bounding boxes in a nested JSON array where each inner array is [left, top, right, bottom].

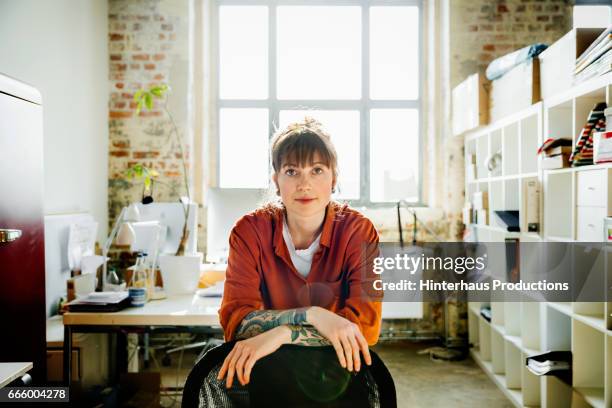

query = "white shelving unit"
[[464, 72, 612, 408]]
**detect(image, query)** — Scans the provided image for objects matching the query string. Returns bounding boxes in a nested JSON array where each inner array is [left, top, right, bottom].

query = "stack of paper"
[[525, 351, 572, 377], [66, 291, 130, 312], [71, 291, 129, 305], [574, 26, 612, 84], [527, 359, 570, 376]]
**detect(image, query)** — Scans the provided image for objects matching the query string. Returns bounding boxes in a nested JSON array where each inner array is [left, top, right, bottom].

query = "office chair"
[[182, 341, 397, 408]]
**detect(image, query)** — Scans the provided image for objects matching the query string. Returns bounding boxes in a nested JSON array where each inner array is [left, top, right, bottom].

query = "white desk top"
[[0, 362, 32, 388], [62, 294, 222, 327]]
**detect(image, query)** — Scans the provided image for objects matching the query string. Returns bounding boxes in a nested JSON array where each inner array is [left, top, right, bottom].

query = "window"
[[215, 0, 423, 205]]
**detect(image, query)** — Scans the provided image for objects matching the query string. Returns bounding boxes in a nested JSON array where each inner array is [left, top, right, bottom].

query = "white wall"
[[0, 0, 109, 240]]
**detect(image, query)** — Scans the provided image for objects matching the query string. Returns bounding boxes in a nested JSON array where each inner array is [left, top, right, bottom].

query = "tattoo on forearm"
[[287, 325, 331, 346], [236, 308, 308, 339]]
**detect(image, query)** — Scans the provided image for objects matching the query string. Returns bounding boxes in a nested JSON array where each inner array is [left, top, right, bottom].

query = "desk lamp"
[[102, 203, 140, 290], [396, 199, 443, 246]]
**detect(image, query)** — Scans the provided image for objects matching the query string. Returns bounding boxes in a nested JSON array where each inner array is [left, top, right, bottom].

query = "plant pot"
[[158, 253, 203, 295]]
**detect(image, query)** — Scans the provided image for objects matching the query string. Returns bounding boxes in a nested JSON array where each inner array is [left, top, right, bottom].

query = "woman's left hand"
[[217, 325, 289, 388]]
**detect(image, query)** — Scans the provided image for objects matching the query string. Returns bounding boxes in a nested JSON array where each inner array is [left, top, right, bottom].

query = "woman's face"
[[274, 152, 335, 219]]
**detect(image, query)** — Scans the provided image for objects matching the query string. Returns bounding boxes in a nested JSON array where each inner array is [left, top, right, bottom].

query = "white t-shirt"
[[282, 217, 321, 278]]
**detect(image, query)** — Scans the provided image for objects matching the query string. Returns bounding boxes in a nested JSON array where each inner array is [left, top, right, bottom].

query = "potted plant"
[[127, 84, 202, 295]]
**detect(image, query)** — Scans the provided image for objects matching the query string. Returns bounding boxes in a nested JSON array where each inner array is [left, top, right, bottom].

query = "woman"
[[217, 118, 382, 390]]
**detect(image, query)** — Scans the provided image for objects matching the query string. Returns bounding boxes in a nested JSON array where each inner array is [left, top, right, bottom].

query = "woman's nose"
[[297, 174, 312, 190]]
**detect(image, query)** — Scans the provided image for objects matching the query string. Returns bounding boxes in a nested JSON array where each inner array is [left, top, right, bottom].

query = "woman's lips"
[[295, 198, 315, 204]]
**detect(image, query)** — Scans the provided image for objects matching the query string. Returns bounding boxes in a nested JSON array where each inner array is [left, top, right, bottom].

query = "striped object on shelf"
[[570, 102, 607, 167]]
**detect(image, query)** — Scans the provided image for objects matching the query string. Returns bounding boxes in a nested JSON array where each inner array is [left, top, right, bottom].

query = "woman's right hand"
[[307, 306, 372, 372]]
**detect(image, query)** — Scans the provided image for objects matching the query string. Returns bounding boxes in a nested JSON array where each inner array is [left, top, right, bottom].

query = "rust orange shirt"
[[219, 201, 382, 345]]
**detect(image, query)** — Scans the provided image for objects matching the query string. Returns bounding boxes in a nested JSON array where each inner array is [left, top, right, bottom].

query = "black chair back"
[[182, 341, 396, 408]]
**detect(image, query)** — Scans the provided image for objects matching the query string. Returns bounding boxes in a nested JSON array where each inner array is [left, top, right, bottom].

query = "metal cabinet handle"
[[0, 229, 22, 243]]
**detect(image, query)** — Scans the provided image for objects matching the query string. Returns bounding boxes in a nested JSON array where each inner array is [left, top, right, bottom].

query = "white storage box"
[[490, 57, 540, 123], [539, 28, 606, 100], [452, 73, 489, 136]]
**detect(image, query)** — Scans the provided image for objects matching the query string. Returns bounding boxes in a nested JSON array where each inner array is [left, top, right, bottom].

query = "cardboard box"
[[452, 73, 489, 136], [473, 191, 489, 210], [539, 28, 606, 99], [490, 57, 540, 123], [541, 154, 570, 169], [476, 209, 488, 226], [462, 205, 473, 225], [523, 179, 540, 232]]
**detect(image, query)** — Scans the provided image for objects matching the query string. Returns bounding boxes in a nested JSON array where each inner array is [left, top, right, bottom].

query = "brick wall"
[[107, 0, 196, 240], [450, 0, 573, 87]]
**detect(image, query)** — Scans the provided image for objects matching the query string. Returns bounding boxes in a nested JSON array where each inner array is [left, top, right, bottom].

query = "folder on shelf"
[[524, 179, 540, 232], [525, 351, 572, 384], [479, 306, 491, 322], [495, 210, 520, 232]]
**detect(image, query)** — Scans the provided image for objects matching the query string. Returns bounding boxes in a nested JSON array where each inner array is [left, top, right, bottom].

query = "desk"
[[63, 294, 221, 385], [0, 362, 32, 388]]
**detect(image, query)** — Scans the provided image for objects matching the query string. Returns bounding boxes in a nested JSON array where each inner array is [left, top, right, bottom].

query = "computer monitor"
[[206, 188, 267, 263]]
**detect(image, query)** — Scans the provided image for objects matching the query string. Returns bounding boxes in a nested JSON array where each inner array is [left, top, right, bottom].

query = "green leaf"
[[133, 89, 144, 102], [144, 93, 153, 110], [290, 329, 299, 342], [150, 86, 167, 97], [144, 177, 151, 189], [136, 98, 144, 115]]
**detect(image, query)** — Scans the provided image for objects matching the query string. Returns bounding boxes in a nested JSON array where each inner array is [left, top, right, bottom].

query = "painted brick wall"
[[450, 0, 573, 87], [107, 0, 194, 235]]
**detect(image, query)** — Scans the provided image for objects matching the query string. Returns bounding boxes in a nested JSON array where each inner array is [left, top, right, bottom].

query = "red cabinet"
[[0, 73, 46, 383]]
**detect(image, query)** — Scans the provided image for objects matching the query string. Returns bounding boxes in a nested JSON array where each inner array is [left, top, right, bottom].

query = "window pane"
[[370, 109, 419, 202], [370, 6, 419, 100], [277, 6, 361, 100], [219, 6, 268, 99], [279, 110, 360, 200], [219, 109, 269, 188]]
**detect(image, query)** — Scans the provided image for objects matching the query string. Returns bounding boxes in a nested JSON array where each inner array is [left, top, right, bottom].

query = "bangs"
[[275, 130, 334, 170]]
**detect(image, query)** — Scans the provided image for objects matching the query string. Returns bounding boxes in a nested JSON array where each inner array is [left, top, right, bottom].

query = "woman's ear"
[[272, 173, 280, 194]]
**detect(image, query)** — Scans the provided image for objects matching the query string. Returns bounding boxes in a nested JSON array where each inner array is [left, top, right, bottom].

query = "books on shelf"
[[574, 26, 612, 84], [537, 137, 572, 169]]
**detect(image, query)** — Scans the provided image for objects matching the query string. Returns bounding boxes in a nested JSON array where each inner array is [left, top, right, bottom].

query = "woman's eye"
[[285, 169, 297, 176], [313, 167, 324, 175]]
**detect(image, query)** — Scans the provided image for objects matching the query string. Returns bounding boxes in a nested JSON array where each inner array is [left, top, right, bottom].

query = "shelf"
[[470, 349, 524, 408], [543, 71, 612, 109], [504, 333, 539, 357], [548, 303, 607, 334], [544, 163, 612, 175], [573, 387, 605, 408], [572, 312, 606, 334], [465, 72, 611, 408], [547, 302, 572, 317], [468, 224, 538, 239]]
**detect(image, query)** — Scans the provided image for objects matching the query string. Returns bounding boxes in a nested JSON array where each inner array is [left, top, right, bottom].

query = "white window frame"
[[213, 0, 424, 207]]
